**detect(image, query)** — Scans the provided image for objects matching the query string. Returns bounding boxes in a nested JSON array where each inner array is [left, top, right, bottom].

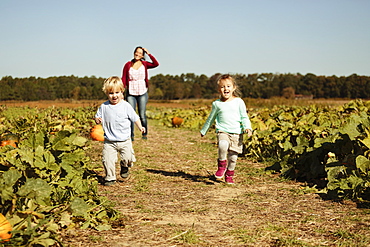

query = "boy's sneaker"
[[120, 166, 130, 179], [104, 180, 116, 186]]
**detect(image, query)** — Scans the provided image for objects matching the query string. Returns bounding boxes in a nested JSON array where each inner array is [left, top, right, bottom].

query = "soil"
[[61, 121, 370, 247]]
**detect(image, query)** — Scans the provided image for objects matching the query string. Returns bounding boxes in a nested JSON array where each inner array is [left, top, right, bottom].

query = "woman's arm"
[[121, 62, 131, 88], [145, 54, 159, 69]]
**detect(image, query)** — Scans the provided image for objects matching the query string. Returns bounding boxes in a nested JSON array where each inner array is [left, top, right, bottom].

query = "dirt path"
[[62, 120, 370, 247]]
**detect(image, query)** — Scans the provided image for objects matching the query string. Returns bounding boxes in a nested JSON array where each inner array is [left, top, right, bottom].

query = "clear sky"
[[1, 0, 369, 79]]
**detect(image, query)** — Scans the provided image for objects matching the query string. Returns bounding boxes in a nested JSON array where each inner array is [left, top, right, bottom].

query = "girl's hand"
[[140, 127, 146, 134], [245, 129, 252, 137]]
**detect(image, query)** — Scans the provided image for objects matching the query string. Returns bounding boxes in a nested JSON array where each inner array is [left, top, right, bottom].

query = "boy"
[[95, 76, 145, 186]]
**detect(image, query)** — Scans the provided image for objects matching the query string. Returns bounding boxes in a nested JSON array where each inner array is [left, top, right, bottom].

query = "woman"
[[121, 46, 159, 140]]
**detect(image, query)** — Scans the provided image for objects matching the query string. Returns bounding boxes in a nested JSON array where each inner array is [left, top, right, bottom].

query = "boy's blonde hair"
[[102, 76, 124, 95], [217, 74, 241, 97]]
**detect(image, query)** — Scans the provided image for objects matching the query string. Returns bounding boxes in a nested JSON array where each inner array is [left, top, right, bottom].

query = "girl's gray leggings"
[[218, 139, 238, 171]]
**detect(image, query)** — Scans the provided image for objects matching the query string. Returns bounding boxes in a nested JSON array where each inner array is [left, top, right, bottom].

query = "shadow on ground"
[[146, 169, 218, 185]]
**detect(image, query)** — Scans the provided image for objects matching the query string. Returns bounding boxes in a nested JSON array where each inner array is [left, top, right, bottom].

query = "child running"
[[95, 76, 146, 186], [200, 74, 252, 184]]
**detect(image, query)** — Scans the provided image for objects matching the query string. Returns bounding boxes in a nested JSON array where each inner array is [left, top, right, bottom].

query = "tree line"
[[0, 73, 369, 101]]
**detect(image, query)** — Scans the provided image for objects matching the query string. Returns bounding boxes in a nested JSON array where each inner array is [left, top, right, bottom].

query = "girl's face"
[[218, 79, 236, 102], [134, 48, 144, 61], [107, 88, 123, 105]]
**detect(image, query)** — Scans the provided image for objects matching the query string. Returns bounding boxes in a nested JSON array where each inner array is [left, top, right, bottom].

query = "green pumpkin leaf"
[[17, 178, 52, 206], [59, 212, 73, 228], [95, 224, 112, 231], [2, 168, 22, 186], [0, 169, 22, 202], [69, 197, 91, 217], [356, 155, 370, 174], [23, 132, 45, 150], [360, 137, 370, 149]]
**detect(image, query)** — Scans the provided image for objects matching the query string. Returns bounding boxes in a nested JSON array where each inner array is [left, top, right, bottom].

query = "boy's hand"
[[95, 118, 102, 124], [140, 127, 146, 134]]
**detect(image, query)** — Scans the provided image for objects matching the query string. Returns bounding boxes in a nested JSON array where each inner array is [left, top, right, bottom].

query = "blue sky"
[[1, 0, 369, 79]]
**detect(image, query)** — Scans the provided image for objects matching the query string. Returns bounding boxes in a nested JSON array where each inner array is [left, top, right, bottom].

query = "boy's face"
[[107, 88, 123, 105]]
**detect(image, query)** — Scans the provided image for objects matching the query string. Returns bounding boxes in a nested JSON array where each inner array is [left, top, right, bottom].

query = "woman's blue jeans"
[[127, 92, 148, 139]]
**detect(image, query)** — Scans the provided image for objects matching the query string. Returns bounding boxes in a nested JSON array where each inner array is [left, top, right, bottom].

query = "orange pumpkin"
[[0, 213, 12, 241], [0, 140, 17, 148], [90, 125, 104, 141], [0, 133, 19, 148], [172, 117, 184, 127]]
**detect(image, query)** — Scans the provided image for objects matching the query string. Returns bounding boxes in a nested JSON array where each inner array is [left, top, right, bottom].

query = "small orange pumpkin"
[[90, 125, 104, 141], [0, 140, 17, 148], [0, 133, 19, 148], [172, 117, 184, 127], [0, 213, 12, 241]]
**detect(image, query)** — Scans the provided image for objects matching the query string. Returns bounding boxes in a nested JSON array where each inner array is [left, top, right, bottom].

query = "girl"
[[121, 46, 159, 141], [200, 74, 252, 184]]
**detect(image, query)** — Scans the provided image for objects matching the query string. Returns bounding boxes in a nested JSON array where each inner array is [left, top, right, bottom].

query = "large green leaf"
[[0, 169, 22, 202], [22, 131, 45, 150], [69, 197, 91, 217], [356, 155, 370, 174], [17, 178, 52, 206], [2, 168, 22, 186], [360, 136, 370, 149]]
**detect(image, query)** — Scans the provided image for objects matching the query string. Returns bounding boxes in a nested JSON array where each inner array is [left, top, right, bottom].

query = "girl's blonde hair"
[[217, 74, 241, 97], [102, 76, 124, 95]]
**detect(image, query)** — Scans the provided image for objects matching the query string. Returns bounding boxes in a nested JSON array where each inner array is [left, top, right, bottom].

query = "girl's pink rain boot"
[[225, 170, 235, 184], [215, 159, 227, 179]]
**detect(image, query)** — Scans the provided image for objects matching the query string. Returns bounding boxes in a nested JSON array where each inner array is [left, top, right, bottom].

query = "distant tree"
[[323, 76, 340, 98], [1, 73, 370, 101], [281, 87, 295, 99], [151, 88, 164, 99], [191, 83, 202, 98], [0, 83, 13, 100], [71, 86, 81, 100], [174, 82, 185, 99], [207, 73, 221, 98], [300, 73, 317, 96]]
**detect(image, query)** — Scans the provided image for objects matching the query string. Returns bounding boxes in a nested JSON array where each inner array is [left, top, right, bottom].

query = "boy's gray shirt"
[[95, 100, 139, 141]]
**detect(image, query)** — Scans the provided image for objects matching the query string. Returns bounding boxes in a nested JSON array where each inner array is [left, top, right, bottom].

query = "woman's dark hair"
[[131, 46, 146, 63]]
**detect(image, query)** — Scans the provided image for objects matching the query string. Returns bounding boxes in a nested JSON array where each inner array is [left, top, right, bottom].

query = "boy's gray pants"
[[102, 139, 136, 181]]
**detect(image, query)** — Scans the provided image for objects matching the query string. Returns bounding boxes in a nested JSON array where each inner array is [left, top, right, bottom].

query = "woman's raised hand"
[[142, 48, 150, 55]]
